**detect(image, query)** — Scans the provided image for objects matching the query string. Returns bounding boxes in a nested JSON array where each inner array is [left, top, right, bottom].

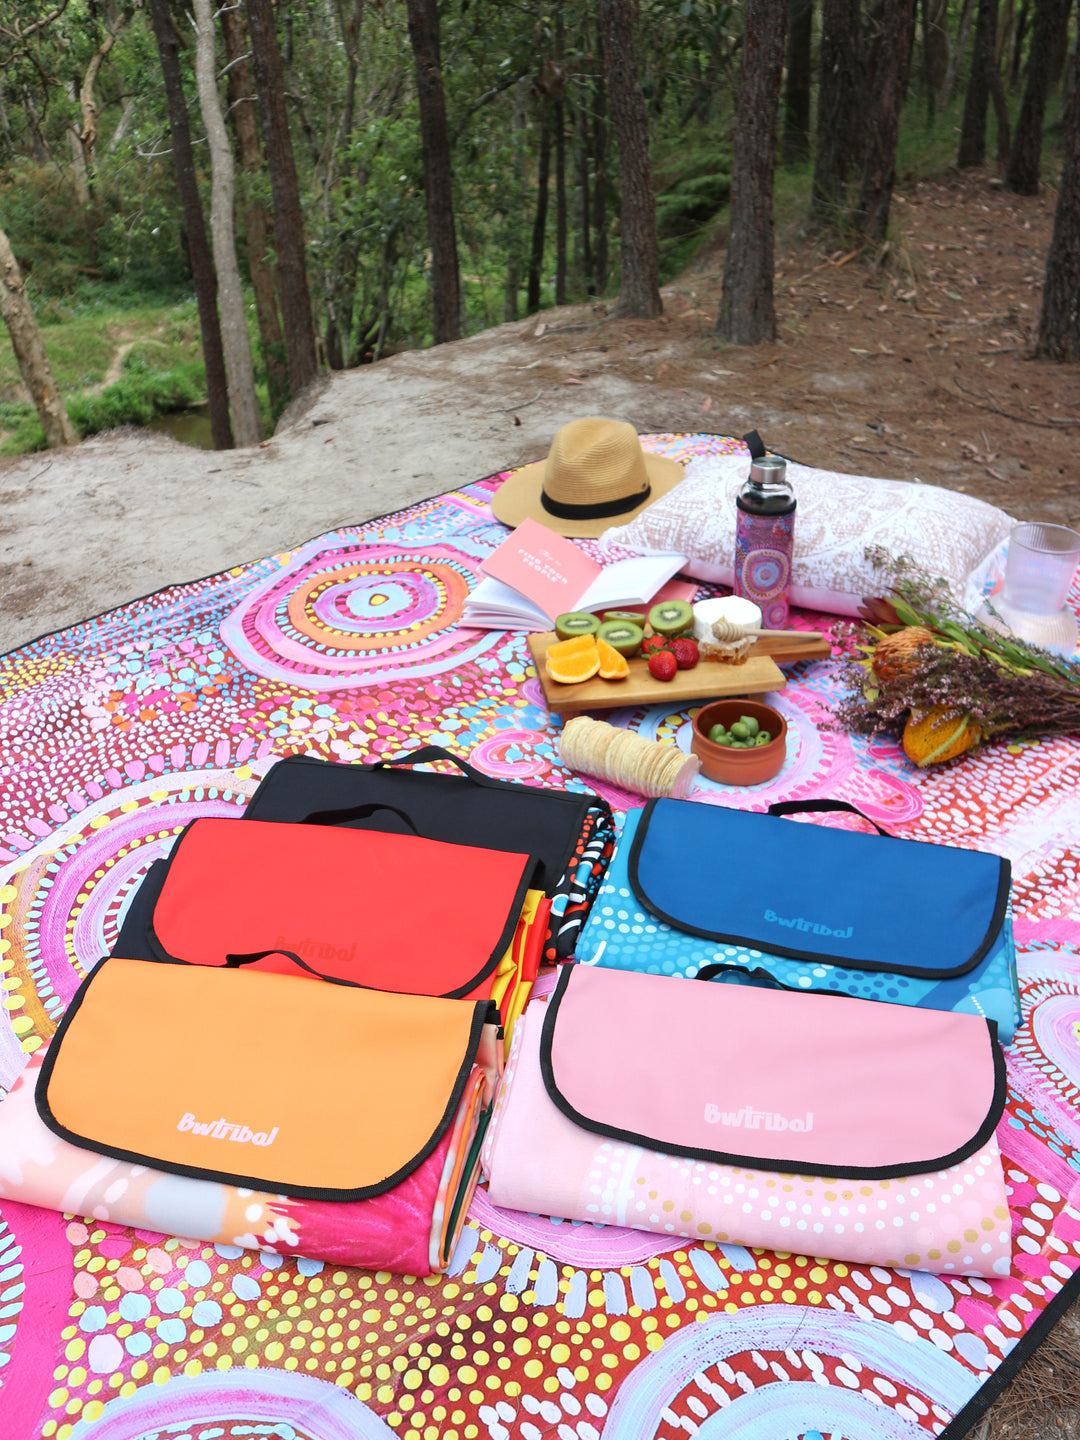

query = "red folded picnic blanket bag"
[[133, 816, 545, 1003]]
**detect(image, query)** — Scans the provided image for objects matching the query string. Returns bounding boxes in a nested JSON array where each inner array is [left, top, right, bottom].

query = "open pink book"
[[464, 518, 690, 630]]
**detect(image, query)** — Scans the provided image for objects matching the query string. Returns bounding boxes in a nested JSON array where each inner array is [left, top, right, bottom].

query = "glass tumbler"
[[1002, 523, 1080, 616]]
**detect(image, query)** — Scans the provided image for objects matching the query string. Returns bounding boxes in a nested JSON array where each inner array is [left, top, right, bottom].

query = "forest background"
[[0, 0, 1077, 458]]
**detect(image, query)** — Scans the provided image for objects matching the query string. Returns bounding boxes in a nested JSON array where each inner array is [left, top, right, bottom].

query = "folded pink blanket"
[[483, 994, 1013, 1277]]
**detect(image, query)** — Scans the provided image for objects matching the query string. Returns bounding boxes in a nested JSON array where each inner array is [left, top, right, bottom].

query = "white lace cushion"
[[601, 454, 1015, 617]]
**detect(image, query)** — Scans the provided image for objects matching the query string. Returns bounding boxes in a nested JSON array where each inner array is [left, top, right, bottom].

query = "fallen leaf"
[[534, 323, 546, 337], [849, 348, 870, 355], [563, 378, 586, 386], [701, 396, 713, 414]]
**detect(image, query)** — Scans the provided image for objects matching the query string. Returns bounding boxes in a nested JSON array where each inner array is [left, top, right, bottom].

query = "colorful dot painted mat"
[[0, 434, 1078, 1440]]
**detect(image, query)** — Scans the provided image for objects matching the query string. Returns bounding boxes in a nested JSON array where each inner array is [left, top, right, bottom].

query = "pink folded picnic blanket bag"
[[483, 966, 1013, 1276]]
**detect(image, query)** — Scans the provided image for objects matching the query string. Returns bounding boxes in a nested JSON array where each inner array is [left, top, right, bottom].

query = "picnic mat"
[[1, 431, 1078, 1440]]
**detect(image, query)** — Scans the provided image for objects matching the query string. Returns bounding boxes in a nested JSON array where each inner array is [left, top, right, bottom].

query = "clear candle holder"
[[989, 522, 1080, 657]]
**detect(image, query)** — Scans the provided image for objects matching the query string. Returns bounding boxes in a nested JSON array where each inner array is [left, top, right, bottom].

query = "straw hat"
[[491, 418, 684, 537]]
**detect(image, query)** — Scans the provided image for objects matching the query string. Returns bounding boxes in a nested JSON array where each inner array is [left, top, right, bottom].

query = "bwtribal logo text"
[[763, 908, 853, 939], [704, 1105, 813, 1132], [177, 1114, 278, 1146], [275, 935, 357, 963]]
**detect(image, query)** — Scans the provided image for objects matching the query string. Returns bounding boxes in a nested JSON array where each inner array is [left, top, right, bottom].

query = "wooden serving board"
[[527, 632, 787, 716]]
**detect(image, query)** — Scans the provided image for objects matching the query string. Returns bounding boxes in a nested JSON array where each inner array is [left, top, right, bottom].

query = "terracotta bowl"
[[691, 699, 787, 786]]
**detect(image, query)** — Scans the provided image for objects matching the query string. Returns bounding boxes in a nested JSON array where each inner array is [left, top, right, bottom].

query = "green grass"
[[0, 296, 207, 455]]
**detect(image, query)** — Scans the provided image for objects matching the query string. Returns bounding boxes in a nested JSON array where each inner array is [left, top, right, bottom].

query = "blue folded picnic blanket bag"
[[574, 797, 1021, 1041]]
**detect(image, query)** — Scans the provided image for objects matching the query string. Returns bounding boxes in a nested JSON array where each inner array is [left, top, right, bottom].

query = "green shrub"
[[0, 360, 206, 455]]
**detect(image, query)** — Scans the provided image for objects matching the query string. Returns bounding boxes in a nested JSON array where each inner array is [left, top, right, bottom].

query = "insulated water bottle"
[[734, 455, 796, 629]]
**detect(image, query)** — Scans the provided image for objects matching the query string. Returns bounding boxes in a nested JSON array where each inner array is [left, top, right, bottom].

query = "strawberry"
[[642, 633, 670, 656], [671, 637, 700, 670], [648, 650, 677, 682]]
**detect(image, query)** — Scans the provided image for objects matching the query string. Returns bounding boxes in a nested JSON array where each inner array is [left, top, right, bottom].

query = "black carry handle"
[[299, 801, 421, 834], [224, 949, 364, 987], [743, 429, 767, 460], [766, 798, 892, 839], [695, 961, 845, 998], [371, 744, 503, 790], [694, 962, 792, 991]]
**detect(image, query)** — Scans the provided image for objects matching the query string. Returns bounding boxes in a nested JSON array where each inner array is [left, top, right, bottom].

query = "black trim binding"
[[35, 959, 493, 1202], [627, 798, 1012, 980], [538, 967, 1008, 1182], [140, 816, 542, 1000]]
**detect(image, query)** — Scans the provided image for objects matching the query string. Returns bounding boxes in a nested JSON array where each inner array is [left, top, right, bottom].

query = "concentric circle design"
[[740, 547, 790, 601], [220, 539, 500, 689]]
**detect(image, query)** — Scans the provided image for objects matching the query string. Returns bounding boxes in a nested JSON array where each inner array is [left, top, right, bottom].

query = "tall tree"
[[0, 224, 78, 449], [782, 0, 813, 162], [405, 0, 461, 344], [1006, 0, 1073, 193], [527, 96, 552, 314], [246, 0, 318, 394], [958, 0, 1000, 166], [811, 0, 865, 223], [1036, 33, 1080, 360], [147, 0, 234, 450], [193, 0, 262, 447], [717, 0, 787, 343], [598, 0, 662, 318], [220, 5, 288, 419], [593, 61, 609, 294], [853, 0, 918, 242]]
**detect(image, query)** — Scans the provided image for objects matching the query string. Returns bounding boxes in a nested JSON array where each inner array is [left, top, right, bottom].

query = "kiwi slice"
[[554, 611, 601, 640], [647, 599, 695, 637], [601, 609, 646, 625], [597, 619, 644, 657]]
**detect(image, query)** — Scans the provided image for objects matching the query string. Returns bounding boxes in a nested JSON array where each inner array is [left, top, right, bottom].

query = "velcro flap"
[[149, 817, 536, 998], [38, 957, 490, 1201], [630, 799, 1009, 978], [541, 966, 1004, 1179]]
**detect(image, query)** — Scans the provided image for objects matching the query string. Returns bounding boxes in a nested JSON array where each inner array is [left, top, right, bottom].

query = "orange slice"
[[545, 636, 601, 684], [546, 634, 599, 663], [596, 637, 629, 680]]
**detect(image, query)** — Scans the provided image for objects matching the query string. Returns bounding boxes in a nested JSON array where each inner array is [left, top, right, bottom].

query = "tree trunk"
[[925, 0, 950, 95], [988, 62, 1012, 163], [404, 0, 461, 345], [554, 95, 568, 304], [504, 78, 529, 322], [0, 225, 78, 448], [78, 5, 127, 179], [853, 0, 918, 241], [598, 0, 663, 319], [942, 0, 976, 102], [782, 0, 814, 162], [575, 87, 594, 294], [107, 95, 137, 154], [148, 0, 234, 450], [221, 5, 289, 418], [958, 0, 999, 166], [1008, 0, 1030, 87], [193, 0, 262, 447], [717, 0, 787, 343], [527, 99, 552, 313], [593, 50, 609, 294], [811, 0, 865, 223], [1006, 0, 1072, 192], [245, 0, 318, 395], [1036, 33, 1080, 359]]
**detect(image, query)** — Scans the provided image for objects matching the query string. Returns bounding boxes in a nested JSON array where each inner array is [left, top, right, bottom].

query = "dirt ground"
[[1, 166, 1079, 1437]]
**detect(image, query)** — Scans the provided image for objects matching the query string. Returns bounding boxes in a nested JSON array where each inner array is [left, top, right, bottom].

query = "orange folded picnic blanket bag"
[[118, 817, 548, 1016], [35, 957, 498, 1271]]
